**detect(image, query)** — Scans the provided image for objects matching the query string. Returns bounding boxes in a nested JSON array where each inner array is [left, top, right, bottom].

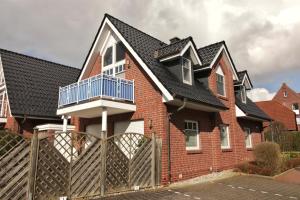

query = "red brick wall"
[[71, 50, 169, 182], [256, 100, 297, 131], [273, 83, 300, 110], [72, 49, 264, 184], [4, 116, 61, 138]]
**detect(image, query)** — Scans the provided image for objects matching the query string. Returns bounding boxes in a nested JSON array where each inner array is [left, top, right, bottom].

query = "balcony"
[[58, 74, 134, 107], [57, 74, 136, 118]]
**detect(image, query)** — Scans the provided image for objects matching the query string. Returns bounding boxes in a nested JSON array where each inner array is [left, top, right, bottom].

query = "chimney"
[[169, 37, 181, 44]]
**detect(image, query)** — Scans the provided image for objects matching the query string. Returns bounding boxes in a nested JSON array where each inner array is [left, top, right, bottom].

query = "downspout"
[[167, 97, 187, 184]]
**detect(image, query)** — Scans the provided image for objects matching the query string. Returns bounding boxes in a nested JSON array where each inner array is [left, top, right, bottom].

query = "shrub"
[[253, 142, 281, 175], [235, 162, 273, 176]]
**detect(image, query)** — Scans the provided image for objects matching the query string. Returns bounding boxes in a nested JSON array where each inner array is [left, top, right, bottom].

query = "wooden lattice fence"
[[0, 132, 31, 200], [0, 130, 161, 200]]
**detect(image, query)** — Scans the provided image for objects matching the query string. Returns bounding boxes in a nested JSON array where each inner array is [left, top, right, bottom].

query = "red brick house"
[[273, 83, 300, 130], [0, 49, 80, 137], [256, 100, 298, 131], [57, 14, 270, 183]]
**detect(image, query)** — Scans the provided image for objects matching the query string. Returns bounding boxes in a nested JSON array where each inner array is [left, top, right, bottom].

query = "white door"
[[114, 120, 144, 135]]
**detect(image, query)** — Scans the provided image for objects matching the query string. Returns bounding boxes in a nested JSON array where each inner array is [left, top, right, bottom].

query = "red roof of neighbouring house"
[[256, 100, 298, 131]]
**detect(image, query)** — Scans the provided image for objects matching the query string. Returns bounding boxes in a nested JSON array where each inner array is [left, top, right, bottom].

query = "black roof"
[[105, 14, 226, 109], [198, 41, 224, 67], [236, 96, 271, 121], [236, 70, 253, 88], [156, 37, 191, 59], [0, 49, 80, 119]]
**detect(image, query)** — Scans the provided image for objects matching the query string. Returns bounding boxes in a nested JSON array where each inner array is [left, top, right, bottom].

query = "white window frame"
[[220, 124, 230, 149], [216, 66, 226, 97], [244, 127, 252, 148], [182, 57, 192, 85], [184, 120, 200, 151], [241, 86, 247, 104], [292, 103, 299, 111], [283, 91, 287, 97], [102, 40, 126, 77]]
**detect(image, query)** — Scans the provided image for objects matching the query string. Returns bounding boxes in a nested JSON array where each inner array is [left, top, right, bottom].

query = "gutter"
[[167, 97, 187, 183]]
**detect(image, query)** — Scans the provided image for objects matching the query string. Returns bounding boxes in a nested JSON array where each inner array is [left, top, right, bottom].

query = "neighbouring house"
[[273, 83, 300, 130], [56, 14, 270, 184], [0, 49, 80, 137], [256, 100, 298, 131]]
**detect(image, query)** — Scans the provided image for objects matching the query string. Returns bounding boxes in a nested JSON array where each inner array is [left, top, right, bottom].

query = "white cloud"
[[247, 88, 275, 102]]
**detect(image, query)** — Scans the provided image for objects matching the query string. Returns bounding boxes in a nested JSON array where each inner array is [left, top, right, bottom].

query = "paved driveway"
[[100, 175, 300, 200]]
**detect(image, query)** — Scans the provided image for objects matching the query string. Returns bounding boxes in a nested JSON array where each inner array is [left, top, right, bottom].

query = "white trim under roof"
[[78, 17, 174, 102], [235, 105, 267, 122], [0, 55, 11, 117], [159, 41, 202, 65], [194, 44, 239, 81]]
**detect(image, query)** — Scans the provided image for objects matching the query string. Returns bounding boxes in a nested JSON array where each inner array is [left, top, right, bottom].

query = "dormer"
[[234, 70, 253, 104], [155, 37, 202, 85]]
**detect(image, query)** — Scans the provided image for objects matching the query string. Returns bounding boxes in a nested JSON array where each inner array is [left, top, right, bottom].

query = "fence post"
[[28, 129, 39, 200], [100, 131, 107, 196], [151, 132, 156, 188], [68, 131, 74, 199]]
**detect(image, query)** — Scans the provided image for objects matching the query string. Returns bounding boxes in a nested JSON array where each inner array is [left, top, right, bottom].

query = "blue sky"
[[0, 0, 299, 100]]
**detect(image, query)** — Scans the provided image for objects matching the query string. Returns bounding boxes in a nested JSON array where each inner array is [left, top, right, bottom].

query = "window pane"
[[116, 42, 125, 62], [244, 128, 251, 147], [182, 58, 191, 84], [104, 47, 113, 66], [185, 130, 198, 147], [216, 74, 225, 96], [220, 126, 229, 148]]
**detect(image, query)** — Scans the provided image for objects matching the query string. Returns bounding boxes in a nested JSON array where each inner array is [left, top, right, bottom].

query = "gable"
[[79, 15, 174, 102], [196, 43, 239, 81]]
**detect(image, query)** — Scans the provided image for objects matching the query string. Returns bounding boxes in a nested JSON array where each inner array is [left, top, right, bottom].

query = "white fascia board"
[[57, 99, 136, 116], [242, 74, 253, 90], [159, 53, 180, 62], [79, 17, 174, 102], [180, 41, 202, 65], [193, 45, 239, 81], [79, 18, 108, 81], [0, 56, 11, 117], [160, 41, 202, 65]]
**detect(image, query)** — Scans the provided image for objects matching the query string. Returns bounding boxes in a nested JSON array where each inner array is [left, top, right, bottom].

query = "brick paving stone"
[[97, 175, 300, 200]]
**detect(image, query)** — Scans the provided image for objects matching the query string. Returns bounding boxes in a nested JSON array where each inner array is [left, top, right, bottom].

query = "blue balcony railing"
[[58, 74, 134, 107]]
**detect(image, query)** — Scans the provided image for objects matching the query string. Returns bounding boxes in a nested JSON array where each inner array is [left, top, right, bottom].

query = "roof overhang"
[[194, 44, 239, 81], [167, 98, 227, 112], [78, 15, 174, 102], [235, 105, 270, 122], [159, 41, 202, 65]]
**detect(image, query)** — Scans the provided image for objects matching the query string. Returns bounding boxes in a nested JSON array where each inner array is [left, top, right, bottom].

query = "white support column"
[[63, 115, 68, 132], [101, 107, 108, 138]]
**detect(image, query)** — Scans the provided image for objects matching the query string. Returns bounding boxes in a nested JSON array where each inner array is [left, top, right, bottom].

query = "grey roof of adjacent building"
[[0, 49, 80, 119], [235, 96, 271, 121], [105, 14, 227, 109], [156, 37, 191, 59], [197, 41, 224, 67]]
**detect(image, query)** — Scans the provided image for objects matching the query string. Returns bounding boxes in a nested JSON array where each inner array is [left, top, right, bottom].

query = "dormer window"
[[216, 65, 225, 96], [182, 57, 192, 85], [241, 86, 247, 103]]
